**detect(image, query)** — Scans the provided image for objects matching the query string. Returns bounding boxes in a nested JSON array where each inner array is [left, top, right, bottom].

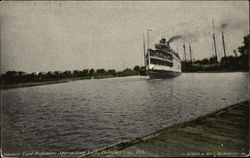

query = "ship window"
[[150, 59, 173, 67]]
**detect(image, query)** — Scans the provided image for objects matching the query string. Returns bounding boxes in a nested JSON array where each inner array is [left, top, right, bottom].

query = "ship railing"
[[149, 52, 173, 61], [150, 58, 173, 67]]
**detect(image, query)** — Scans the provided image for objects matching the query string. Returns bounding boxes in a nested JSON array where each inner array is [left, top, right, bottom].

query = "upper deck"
[[149, 38, 181, 61]]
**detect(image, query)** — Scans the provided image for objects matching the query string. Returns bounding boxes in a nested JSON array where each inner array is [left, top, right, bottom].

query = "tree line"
[[0, 66, 146, 85], [182, 34, 249, 72], [1, 34, 248, 85]]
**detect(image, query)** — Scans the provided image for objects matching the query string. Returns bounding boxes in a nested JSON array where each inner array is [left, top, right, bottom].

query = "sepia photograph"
[[0, 1, 249, 157]]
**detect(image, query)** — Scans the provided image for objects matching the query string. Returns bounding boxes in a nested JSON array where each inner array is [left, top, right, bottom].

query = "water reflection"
[[2, 72, 248, 153]]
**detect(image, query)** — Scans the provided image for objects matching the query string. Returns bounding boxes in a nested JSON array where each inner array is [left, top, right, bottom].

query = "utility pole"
[[146, 29, 152, 50], [183, 44, 187, 63], [212, 19, 219, 66], [189, 44, 192, 63], [221, 31, 228, 64]]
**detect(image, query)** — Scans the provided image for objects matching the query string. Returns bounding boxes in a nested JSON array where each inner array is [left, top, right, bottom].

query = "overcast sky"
[[1, 1, 249, 73]]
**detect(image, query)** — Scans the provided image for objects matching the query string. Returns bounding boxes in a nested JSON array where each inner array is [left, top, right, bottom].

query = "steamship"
[[145, 38, 182, 79]]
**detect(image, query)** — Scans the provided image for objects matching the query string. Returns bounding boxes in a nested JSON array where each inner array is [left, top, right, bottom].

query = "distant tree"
[[238, 34, 249, 55], [89, 69, 95, 75], [0, 73, 7, 83], [63, 70, 72, 78], [209, 56, 217, 64], [73, 70, 80, 77], [139, 66, 146, 75], [201, 58, 209, 65], [96, 69, 105, 74], [53, 71, 63, 79], [100, 69, 105, 74], [47, 71, 54, 79], [96, 69, 101, 74], [220, 55, 238, 70], [237, 34, 249, 70], [107, 69, 116, 75], [26, 73, 37, 82], [194, 60, 202, 64], [17, 71, 26, 81], [227, 56, 238, 67], [38, 72, 47, 80], [17, 71, 25, 76], [6, 71, 18, 83], [122, 68, 136, 76], [80, 69, 89, 77], [133, 65, 140, 72]]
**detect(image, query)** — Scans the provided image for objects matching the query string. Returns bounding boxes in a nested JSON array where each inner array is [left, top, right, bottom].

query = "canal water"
[[2, 72, 248, 154]]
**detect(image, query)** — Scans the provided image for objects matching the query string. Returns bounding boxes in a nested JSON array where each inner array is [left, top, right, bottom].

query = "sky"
[[1, 1, 249, 73]]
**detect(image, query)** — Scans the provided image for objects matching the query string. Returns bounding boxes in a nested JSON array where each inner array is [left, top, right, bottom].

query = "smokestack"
[[168, 35, 182, 43], [183, 44, 187, 63], [160, 38, 166, 43], [189, 44, 192, 63], [221, 31, 228, 64]]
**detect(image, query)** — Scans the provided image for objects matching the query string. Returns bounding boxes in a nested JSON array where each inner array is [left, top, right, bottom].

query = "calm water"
[[2, 73, 248, 155]]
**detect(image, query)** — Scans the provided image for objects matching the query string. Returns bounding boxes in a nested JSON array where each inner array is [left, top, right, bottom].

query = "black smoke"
[[167, 33, 199, 44], [168, 35, 182, 43], [219, 23, 229, 31], [219, 20, 247, 32]]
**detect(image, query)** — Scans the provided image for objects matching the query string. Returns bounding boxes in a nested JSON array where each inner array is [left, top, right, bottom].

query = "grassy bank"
[[0, 77, 86, 89], [0, 66, 147, 89], [1, 70, 247, 89], [0, 75, 141, 90], [1, 80, 68, 89]]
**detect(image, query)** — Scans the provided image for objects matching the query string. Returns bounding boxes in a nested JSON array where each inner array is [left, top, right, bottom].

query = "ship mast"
[[189, 44, 192, 63], [212, 19, 219, 66], [183, 44, 187, 63], [221, 31, 228, 64], [146, 29, 152, 49], [146, 29, 152, 71], [233, 49, 238, 57], [143, 33, 146, 67]]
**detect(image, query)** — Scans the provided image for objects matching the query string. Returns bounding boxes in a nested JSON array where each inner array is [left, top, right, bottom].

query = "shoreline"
[[1, 71, 248, 90], [1, 79, 70, 90], [0, 75, 140, 90], [182, 70, 248, 73], [83, 100, 249, 157]]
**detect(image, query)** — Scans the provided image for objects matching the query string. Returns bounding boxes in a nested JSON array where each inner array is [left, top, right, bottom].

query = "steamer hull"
[[148, 69, 181, 79], [145, 38, 182, 79]]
